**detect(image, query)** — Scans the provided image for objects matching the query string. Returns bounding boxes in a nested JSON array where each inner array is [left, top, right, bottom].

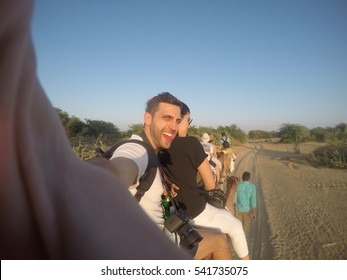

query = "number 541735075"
[[194, 266, 248, 276]]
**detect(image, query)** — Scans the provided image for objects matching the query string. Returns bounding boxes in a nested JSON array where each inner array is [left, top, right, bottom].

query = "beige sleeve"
[[0, 0, 188, 260]]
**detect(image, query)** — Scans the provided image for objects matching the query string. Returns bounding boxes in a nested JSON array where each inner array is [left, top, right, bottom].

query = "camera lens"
[[177, 224, 203, 249]]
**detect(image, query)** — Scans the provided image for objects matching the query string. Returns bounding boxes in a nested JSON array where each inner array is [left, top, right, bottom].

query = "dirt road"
[[233, 142, 273, 259], [231, 142, 347, 260]]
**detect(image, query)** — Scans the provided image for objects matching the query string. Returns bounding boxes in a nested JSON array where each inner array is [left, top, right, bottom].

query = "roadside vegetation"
[[56, 108, 347, 168]]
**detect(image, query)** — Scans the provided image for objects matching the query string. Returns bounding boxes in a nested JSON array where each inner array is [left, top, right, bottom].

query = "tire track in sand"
[[233, 143, 273, 259]]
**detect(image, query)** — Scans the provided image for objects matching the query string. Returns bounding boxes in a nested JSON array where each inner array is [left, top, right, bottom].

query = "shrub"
[[310, 143, 347, 169], [72, 141, 96, 160]]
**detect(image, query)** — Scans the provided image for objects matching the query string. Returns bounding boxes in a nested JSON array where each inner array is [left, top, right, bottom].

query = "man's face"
[[145, 102, 181, 150]]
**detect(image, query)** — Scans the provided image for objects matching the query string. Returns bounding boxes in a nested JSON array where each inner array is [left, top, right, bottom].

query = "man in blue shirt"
[[235, 171, 257, 233]]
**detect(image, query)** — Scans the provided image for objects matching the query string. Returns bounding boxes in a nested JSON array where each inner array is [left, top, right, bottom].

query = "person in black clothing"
[[159, 102, 250, 260]]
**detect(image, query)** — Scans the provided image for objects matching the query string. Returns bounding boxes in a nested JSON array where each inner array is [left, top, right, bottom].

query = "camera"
[[164, 208, 203, 249]]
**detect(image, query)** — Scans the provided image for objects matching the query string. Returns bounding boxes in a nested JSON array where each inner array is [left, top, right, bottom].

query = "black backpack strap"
[[102, 131, 158, 203], [221, 136, 230, 148], [134, 131, 159, 202]]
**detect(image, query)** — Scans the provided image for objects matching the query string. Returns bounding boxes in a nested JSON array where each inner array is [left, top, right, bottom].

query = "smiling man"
[[109, 92, 182, 227], [107, 94, 235, 260]]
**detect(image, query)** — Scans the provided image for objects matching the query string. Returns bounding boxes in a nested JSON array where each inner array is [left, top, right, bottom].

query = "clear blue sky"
[[31, 0, 347, 132]]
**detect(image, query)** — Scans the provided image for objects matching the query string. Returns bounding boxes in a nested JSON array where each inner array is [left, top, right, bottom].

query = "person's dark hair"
[[145, 92, 181, 115], [242, 171, 251, 181], [180, 101, 190, 117], [221, 132, 226, 137]]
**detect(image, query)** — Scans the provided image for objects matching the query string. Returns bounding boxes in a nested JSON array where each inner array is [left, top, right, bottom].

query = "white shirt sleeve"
[[110, 135, 148, 189]]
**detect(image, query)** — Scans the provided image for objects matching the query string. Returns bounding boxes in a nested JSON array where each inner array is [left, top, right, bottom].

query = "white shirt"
[[200, 141, 214, 161], [110, 135, 164, 228]]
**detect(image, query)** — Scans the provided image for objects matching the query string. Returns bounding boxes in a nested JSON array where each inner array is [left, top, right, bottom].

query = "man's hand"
[[163, 183, 179, 198], [252, 209, 256, 220], [171, 183, 179, 198]]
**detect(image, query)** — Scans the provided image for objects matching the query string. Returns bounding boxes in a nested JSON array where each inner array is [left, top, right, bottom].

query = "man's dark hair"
[[242, 171, 251, 181], [145, 92, 181, 115]]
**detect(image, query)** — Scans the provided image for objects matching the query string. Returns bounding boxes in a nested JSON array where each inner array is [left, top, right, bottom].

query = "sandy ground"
[[227, 141, 347, 260]]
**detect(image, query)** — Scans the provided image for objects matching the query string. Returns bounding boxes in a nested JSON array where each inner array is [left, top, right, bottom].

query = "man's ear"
[[144, 112, 152, 126]]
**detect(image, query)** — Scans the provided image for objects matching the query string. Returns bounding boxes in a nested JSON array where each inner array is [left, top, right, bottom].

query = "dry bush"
[[310, 143, 347, 169]]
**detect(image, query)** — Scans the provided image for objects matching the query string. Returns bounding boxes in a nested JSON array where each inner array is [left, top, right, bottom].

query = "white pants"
[[192, 203, 249, 258], [229, 160, 235, 172]]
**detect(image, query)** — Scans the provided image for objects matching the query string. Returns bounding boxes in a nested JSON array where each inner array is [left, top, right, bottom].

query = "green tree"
[[248, 130, 273, 140], [335, 123, 347, 142], [124, 123, 144, 138], [218, 124, 247, 144], [66, 116, 86, 138], [194, 126, 215, 138], [55, 108, 70, 128], [278, 123, 310, 153], [326, 126, 340, 142], [186, 125, 200, 138], [310, 127, 329, 142], [85, 119, 121, 146]]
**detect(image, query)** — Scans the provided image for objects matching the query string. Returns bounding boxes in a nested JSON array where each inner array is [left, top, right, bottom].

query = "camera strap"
[[158, 166, 179, 210], [159, 166, 181, 245]]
